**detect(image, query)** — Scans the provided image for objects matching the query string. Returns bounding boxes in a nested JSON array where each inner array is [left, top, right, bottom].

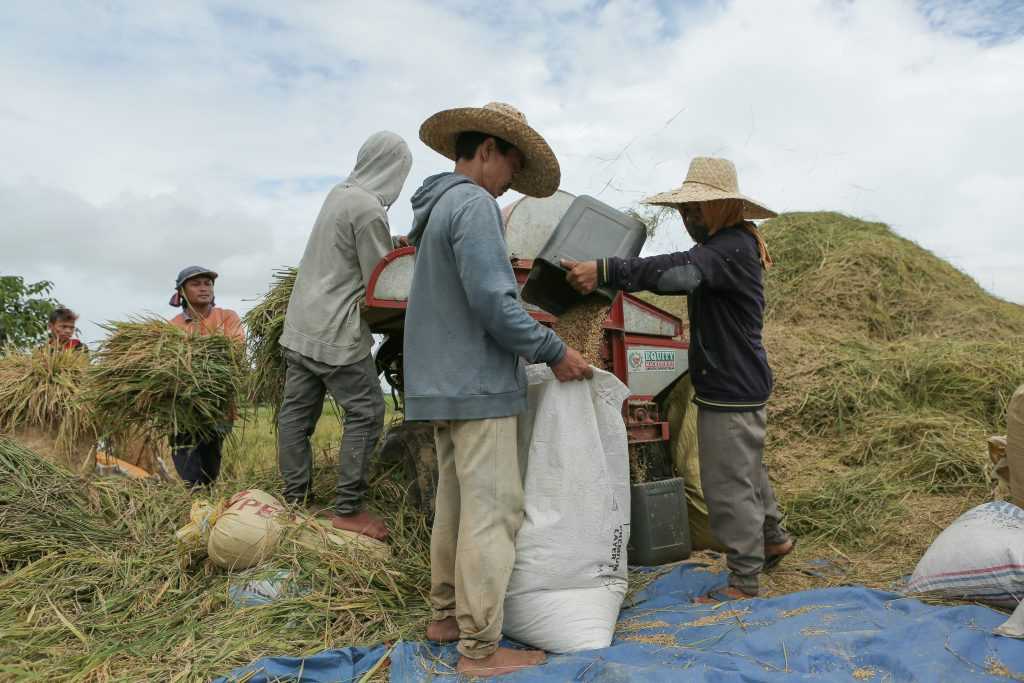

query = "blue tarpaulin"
[[218, 565, 1024, 682]]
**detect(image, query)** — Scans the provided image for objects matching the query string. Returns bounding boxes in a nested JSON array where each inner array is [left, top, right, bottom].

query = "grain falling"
[[551, 298, 611, 368]]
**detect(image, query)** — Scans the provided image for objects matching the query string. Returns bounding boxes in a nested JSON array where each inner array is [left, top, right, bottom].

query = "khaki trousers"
[[430, 416, 523, 659], [1008, 386, 1024, 509]]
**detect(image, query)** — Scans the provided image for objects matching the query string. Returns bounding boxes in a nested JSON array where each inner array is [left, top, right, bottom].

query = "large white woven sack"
[[908, 501, 1024, 608], [502, 365, 631, 653], [208, 489, 286, 570]]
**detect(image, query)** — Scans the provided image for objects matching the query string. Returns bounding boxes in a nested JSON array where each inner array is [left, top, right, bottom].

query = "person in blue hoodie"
[[405, 102, 591, 678]]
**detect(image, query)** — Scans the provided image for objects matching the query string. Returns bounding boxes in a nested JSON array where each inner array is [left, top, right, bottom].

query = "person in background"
[[406, 102, 591, 678], [48, 307, 88, 352], [562, 157, 795, 603], [277, 131, 413, 542], [169, 265, 244, 488]]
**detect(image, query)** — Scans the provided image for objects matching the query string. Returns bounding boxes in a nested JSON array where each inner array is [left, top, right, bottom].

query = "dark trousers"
[[277, 348, 385, 514], [172, 432, 224, 488]]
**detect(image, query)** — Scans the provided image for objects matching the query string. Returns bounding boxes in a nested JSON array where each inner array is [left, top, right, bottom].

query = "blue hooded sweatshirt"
[[403, 172, 566, 421]]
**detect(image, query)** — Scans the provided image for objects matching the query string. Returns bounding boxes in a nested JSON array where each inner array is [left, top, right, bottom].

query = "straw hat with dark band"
[[642, 157, 776, 219], [419, 102, 561, 198]]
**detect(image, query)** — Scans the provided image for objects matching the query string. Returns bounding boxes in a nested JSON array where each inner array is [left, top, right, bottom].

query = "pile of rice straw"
[[0, 437, 432, 680], [83, 317, 247, 441]]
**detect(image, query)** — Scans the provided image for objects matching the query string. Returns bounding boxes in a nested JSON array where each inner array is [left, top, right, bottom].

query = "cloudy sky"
[[2, 0, 1022, 345]]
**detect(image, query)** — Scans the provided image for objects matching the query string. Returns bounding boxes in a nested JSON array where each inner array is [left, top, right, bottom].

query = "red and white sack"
[[207, 489, 286, 570], [908, 501, 1024, 608]]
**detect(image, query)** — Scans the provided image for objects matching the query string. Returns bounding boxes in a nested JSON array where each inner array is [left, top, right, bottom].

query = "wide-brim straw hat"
[[642, 157, 776, 219], [419, 102, 561, 198]]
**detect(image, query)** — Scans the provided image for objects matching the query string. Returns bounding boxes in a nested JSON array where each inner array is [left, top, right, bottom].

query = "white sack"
[[502, 365, 631, 653], [908, 501, 1024, 608]]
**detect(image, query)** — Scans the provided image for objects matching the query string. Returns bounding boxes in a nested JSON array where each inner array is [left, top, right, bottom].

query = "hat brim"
[[181, 270, 219, 285], [641, 183, 777, 220], [419, 107, 561, 198]]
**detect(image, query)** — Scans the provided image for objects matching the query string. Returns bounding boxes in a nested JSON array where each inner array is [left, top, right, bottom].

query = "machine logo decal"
[[629, 349, 676, 371]]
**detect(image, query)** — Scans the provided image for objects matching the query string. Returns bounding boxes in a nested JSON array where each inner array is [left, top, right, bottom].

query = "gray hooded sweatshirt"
[[403, 172, 566, 421], [281, 131, 412, 366]]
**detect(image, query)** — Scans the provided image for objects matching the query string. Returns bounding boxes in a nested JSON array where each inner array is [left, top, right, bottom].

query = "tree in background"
[[0, 276, 59, 350]]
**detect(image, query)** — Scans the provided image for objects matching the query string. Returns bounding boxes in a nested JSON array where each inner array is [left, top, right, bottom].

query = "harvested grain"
[[683, 608, 749, 628], [621, 633, 679, 647], [616, 619, 671, 634], [551, 298, 610, 367], [778, 604, 831, 619], [985, 657, 1023, 680]]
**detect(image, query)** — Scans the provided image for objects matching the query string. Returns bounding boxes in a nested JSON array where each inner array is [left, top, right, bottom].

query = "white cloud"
[[1, 0, 1022, 345]]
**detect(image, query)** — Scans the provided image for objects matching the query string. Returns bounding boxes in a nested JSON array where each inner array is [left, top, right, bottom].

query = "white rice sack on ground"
[[208, 489, 286, 570], [502, 365, 631, 653], [908, 501, 1024, 608]]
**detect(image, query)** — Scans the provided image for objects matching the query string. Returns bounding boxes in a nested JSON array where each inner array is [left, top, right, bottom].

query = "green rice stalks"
[[82, 317, 247, 442], [243, 267, 296, 413]]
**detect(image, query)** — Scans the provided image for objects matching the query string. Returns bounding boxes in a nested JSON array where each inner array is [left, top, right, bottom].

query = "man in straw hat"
[[405, 102, 591, 676], [278, 131, 413, 542], [563, 157, 795, 603]]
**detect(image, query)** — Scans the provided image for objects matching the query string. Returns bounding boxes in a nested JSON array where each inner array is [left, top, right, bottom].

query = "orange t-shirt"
[[171, 307, 245, 343]]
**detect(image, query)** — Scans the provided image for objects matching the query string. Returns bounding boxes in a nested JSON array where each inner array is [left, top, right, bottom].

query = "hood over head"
[[344, 131, 413, 208], [407, 172, 476, 246]]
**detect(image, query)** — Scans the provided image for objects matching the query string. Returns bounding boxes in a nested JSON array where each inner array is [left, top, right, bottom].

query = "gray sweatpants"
[[698, 407, 786, 595], [277, 348, 385, 515]]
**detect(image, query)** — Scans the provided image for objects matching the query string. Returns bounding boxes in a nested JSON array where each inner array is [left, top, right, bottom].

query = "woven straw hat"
[[642, 157, 776, 219], [419, 102, 561, 198]]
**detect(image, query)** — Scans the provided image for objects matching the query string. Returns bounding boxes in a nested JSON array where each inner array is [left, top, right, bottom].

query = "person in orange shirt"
[[168, 265, 245, 488]]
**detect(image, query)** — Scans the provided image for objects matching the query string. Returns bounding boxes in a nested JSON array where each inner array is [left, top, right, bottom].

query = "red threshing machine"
[[363, 190, 689, 512]]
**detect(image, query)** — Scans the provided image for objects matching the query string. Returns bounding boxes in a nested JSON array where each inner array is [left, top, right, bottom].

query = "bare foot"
[[457, 648, 546, 678], [426, 616, 459, 643], [766, 538, 795, 556], [764, 537, 796, 571], [329, 510, 389, 541], [693, 585, 756, 604]]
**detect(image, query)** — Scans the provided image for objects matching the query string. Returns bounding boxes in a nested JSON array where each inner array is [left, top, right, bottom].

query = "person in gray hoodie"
[[278, 131, 412, 542], [406, 102, 591, 678]]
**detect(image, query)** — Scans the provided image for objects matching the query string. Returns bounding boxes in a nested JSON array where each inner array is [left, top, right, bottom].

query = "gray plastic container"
[[521, 195, 646, 315], [628, 477, 692, 566]]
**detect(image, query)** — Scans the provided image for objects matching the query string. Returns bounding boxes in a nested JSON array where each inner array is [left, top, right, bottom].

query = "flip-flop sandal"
[[694, 587, 754, 604], [764, 537, 797, 571]]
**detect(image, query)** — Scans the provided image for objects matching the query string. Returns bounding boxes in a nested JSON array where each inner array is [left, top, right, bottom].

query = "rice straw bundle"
[[83, 317, 246, 441], [0, 347, 95, 458], [243, 267, 296, 411]]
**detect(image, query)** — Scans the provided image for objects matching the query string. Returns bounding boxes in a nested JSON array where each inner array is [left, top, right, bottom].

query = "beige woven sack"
[[1008, 386, 1024, 509], [208, 489, 286, 570]]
